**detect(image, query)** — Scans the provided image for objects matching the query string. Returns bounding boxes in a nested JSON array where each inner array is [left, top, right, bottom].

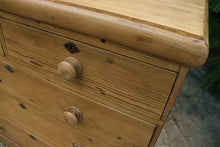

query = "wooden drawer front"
[[0, 60, 156, 147], [0, 19, 177, 121], [0, 116, 52, 147]]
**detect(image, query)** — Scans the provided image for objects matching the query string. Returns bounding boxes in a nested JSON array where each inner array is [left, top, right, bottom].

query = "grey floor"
[[1, 66, 220, 147], [0, 142, 8, 147], [155, 66, 220, 147]]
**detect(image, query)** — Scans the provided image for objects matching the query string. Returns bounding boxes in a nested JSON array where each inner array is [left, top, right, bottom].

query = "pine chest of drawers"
[[0, 0, 208, 147]]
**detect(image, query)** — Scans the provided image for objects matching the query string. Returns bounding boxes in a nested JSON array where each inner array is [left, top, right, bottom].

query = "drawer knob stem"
[[64, 106, 82, 125], [58, 57, 82, 81]]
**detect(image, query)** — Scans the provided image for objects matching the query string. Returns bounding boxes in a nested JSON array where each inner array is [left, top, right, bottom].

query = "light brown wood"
[[0, 0, 209, 67], [0, 89, 109, 147], [0, 0, 209, 146], [161, 65, 189, 121], [63, 112, 78, 125], [0, 116, 52, 147], [0, 59, 156, 147], [63, 106, 83, 125], [58, 57, 82, 81], [0, 19, 177, 122], [0, 11, 180, 72], [149, 65, 189, 146], [47, 0, 206, 38], [0, 41, 3, 57], [0, 24, 6, 56]]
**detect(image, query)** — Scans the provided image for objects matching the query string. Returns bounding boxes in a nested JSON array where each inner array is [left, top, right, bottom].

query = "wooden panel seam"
[[0, 41, 4, 56], [0, 23, 7, 56]]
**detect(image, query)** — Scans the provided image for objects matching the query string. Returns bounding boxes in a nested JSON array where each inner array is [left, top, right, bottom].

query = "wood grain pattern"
[[149, 65, 189, 147], [0, 12, 180, 72], [0, 0, 209, 67], [0, 41, 3, 57], [0, 24, 6, 56], [0, 89, 110, 147], [0, 59, 156, 147], [0, 1, 208, 146], [161, 65, 189, 121], [1, 19, 177, 123], [0, 117, 52, 147], [48, 0, 206, 38]]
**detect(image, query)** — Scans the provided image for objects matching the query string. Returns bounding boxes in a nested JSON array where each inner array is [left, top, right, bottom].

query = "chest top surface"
[[47, 0, 207, 39], [0, 0, 208, 68]]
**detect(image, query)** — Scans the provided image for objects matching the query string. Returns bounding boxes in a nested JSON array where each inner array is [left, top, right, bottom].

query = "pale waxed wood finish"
[[0, 19, 177, 123], [0, 11, 180, 72], [0, 1, 209, 146], [149, 65, 189, 146], [48, 0, 206, 38], [0, 117, 52, 147], [0, 89, 111, 147], [0, 0, 209, 68], [0, 59, 156, 147]]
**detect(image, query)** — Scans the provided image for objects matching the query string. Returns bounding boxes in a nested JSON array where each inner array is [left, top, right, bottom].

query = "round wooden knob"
[[63, 106, 82, 125], [58, 57, 82, 81]]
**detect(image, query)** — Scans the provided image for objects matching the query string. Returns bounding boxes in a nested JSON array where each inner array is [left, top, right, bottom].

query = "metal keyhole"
[[64, 42, 79, 53]]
